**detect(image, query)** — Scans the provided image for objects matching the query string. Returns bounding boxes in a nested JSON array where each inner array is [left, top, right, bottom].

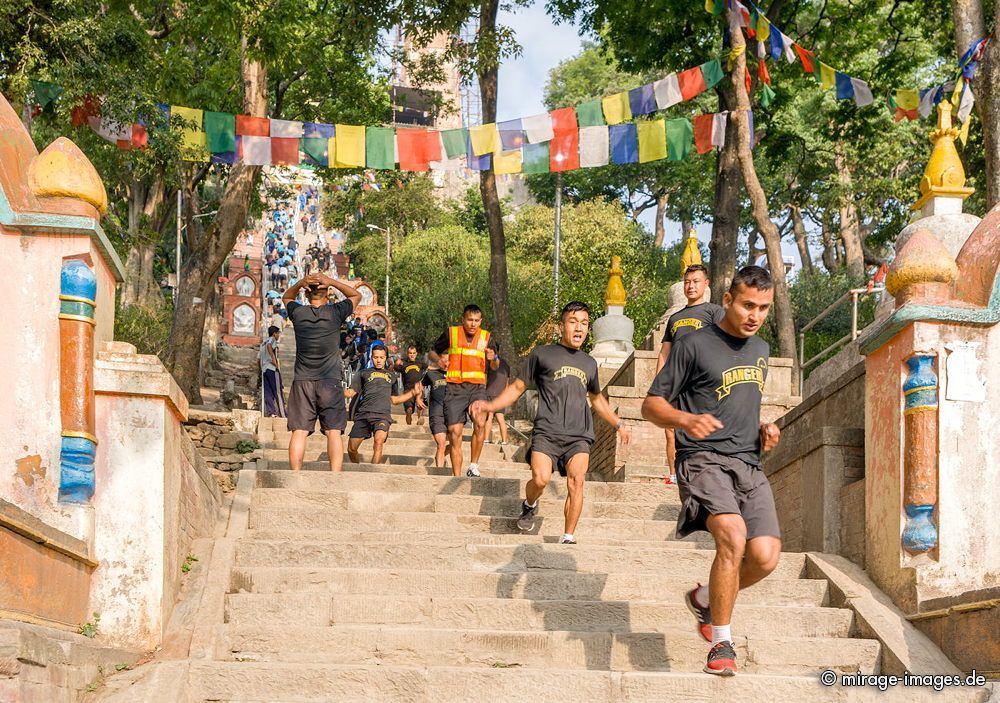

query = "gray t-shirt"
[[521, 344, 601, 441], [661, 302, 724, 344], [648, 324, 769, 466], [287, 299, 353, 380], [350, 367, 398, 419]]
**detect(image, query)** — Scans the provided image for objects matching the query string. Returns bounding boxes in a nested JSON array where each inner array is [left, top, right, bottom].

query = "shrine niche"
[[232, 303, 256, 335], [221, 252, 263, 346], [234, 275, 255, 298]]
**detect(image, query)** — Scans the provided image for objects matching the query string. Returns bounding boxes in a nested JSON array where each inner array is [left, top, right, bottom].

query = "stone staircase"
[[135, 413, 990, 703]]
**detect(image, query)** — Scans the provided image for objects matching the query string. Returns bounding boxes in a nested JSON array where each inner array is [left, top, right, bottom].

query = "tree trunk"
[[726, 8, 797, 362], [652, 191, 669, 249], [790, 205, 813, 272], [709, 81, 741, 302], [820, 210, 839, 271], [121, 176, 167, 308], [834, 147, 865, 279], [162, 35, 266, 402], [476, 0, 517, 374], [951, 0, 1000, 207]]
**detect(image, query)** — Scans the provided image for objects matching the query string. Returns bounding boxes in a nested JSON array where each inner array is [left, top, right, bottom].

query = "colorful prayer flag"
[[204, 112, 236, 153], [366, 127, 395, 169], [895, 89, 919, 111], [522, 143, 550, 173], [820, 64, 836, 90], [794, 45, 816, 73], [602, 92, 632, 125], [236, 115, 269, 136], [666, 118, 693, 161], [470, 123, 499, 155], [397, 128, 431, 171], [711, 113, 728, 149], [523, 113, 555, 143], [636, 120, 666, 163], [301, 137, 329, 166], [704, 0, 724, 14], [498, 119, 525, 150], [700, 59, 725, 90], [549, 129, 580, 172], [335, 124, 366, 167], [550, 107, 578, 136], [834, 72, 854, 100], [851, 78, 874, 107], [653, 74, 682, 110], [303, 122, 335, 139], [629, 84, 657, 116], [271, 137, 300, 165], [31, 80, 63, 111], [441, 128, 469, 159], [678, 67, 708, 100], [918, 87, 936, 118], [170, 106, 208, 161], [466, 139, 491, 171], [242, 136, 271, 165], [579, 125, 610, 168], [610, 123, 638, 164], [493, 147, 523, 175], [758, 60, 771, 86], [576, 100, 605, 127], [693, 114, 715, 155], [270, 119, 304, 138]]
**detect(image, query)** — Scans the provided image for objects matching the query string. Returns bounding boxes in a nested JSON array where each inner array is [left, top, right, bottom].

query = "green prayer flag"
[[700, 59, 725, 90], [441, 128, 468, 160], [366, 127, 396, 170], [666, 118, 693, 160], [301, 137, 329, 166], [576, 100, 605, 127], [204, 112, 236, 153], [759, 83, 776, 108], [522, 143, 550, 173], [31, 80, 63, 111]]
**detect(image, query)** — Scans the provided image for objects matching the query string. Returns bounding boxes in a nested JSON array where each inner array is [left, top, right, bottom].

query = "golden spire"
[[680, 228, 702, 274], [605, 255, 626, 308], [28, 137, 108, 215], [912, 101, 974, 212]]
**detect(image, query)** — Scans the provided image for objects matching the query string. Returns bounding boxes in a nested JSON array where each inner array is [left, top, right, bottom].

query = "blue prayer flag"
[[628, 85, 657, 116], [467, 140, 491, 171], [769, 29, 783, 60], [303, 122, 335, 138], [610, 123, 639, 164], [498, 118, 525, 150], [835, 72, 855, 101]]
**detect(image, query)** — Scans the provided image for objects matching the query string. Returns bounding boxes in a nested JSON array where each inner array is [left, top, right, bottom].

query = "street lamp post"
[[366, 224, 390, 316]]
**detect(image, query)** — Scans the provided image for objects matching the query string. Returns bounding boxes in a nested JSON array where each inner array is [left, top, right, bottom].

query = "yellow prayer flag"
[[493, 147, 523, 175], [636, 119, 666, 163], [820, 63, 836, 91], [959, 113, 973, 145], [602, 92, 632, 125], [470, 124, 499, 156], [335, 124, 366, 167], [951, 76, 965, 106], [327, 137, 338, 167], [895, 90, 919, 111], [171, 106, 208, 161], [757, 17, 771, 43]]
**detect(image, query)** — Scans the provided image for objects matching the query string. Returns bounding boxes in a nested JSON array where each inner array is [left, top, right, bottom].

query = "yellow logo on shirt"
[[716, 358, 767, 399], [404, 364, 421, 374], [368, 371, 393, 383], [553, 366, 588, 387], [671, 318, 704, 336], [433, 379, 447, 389]]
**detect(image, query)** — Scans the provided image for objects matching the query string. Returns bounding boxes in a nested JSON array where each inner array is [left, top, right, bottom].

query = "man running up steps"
[[344, 346, 422, 465], [473, 302, 630, 544], [641, 266, 782, 677]]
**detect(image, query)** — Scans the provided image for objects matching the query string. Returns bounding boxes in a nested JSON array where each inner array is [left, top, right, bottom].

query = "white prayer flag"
[[242, 136, 272, 165], [958, 84, 975, 122], [522, 113, 555, 144], [653, 74, 683, 110], [850, 78, 874, 107], [712, 113, 728, 149], [269, 119, 304, 137], [579, 126, 610, 168]]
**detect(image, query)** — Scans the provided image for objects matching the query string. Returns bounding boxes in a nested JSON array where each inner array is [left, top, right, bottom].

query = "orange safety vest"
[[445, 325, 490, 384]]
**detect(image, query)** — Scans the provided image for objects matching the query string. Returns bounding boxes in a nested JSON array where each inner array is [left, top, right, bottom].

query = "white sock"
[[562, 533, 574, 541], [469, 463, 479, 470], [526, 498, 538, 508], [711, 624, 732, 646], [694, 584, 709, 607]]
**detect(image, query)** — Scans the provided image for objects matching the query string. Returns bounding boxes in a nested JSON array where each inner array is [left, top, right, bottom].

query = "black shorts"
[[349, 416, 392, 440], [528, 434, 592, 477], [428, 404, 447, 436], [286, 379, 347, 434], [403, 398, 417, 412], [443, 382, 486, 427], [675, 451, 781, 540]]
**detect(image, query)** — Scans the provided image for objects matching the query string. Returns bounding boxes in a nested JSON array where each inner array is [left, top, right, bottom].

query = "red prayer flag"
[[549, 130, 580, 172], [271, 137, 300, 165], [894, 108, 918, 122], [692, 114, 715, 155], [549, 107, 578, 136], [116, 124, 148, 150], [71, 96, 100, 128], [678, 67, 708, 100], [236, 115, 269, 136], [793, 44, 816, 73], [398, 129, 430, 171], [744, 67, 753, 94], [758, 60, 771, 86]]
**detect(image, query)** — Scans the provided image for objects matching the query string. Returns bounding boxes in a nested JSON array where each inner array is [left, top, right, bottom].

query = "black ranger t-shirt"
[[521, 344, 601, 441], [648, 324, 769, 466], [287, 299, 354, 380], [397, 359, 427, 390], [350, 367, 398, 419], [486, 357, 511, 397], [661, 302, 725, 344], [422, 368, 448, 408]]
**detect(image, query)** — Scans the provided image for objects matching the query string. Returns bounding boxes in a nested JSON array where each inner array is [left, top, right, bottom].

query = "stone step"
[[184, 663, 984, 702], [219, 625, 880, 676], [245, 530, 709, 548], [234, 540, 808, 578], [229, 567, 830, 606], [247, 508, 684, 541], [263, 459, 531, 477], [264, 441, 508, 462], [251, 488, 682, 516], [223, 593, 855, 639]]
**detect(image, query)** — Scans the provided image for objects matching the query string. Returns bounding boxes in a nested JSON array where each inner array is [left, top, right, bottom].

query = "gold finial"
[[680, 228, 702, 274], [28, 137, 108, 215], [886, 228, 957, 304], [605, 255, 626, 308], [912, 101, 974, 212]]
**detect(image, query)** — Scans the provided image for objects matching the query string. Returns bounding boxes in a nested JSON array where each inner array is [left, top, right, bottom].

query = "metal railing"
[[798, 286, 884, 391]]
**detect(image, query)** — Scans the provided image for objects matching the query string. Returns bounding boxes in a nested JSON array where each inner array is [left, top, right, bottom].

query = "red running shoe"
[[685, 584, 712, 642], [703, 640, 737, 676]]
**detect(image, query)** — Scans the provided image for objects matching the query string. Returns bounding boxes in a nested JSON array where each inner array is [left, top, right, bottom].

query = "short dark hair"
[[407, 345, 417, 352], [306, 284, 327, 300], [463, 304, 482, 316], [560, 301, 590, 319], [268, 325, 280, 336], [684, 264, 708, 277], [729, 265, 774, 294], [371, 345, 387, 357]]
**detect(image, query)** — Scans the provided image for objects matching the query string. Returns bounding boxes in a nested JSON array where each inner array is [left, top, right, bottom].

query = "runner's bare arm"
[[641, 395, 723, 439], [390, 386, 420, 405], [655, 341, 672, 374], [414, 382, 426, 409], [759, 422, 781, 451], [590, 392, 631, 444], [314, 272, 362, 308], [472, 378, 528, 420], [344, 388, 357, 399]]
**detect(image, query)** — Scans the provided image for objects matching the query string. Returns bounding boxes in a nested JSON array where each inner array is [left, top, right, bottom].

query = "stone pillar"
[[901, 354, 938, 554]]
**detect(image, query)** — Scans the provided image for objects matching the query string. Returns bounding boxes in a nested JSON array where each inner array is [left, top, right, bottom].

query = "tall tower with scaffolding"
[[458, 21, 482, 128]]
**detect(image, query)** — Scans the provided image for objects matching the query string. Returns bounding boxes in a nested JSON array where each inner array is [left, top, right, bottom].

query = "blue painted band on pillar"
[[59, 435, 96, 503], [902, 503, 937, 553], [60, 259, 97, 300]]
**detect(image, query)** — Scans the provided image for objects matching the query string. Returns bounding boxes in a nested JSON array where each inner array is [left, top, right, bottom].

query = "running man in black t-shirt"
[[344, 346, 422, 465], [472, 302, 631, 544], [282, 273, 361, 472], [642, 265, 782, 677], [655, 264, 725, 481], [395, 345, 427, 426], [421, 352, 450, 467], [485, 355, 511, 446]]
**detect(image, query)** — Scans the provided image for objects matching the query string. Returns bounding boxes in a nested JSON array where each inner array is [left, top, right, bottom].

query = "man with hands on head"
[[472, 301, 631, 545], [641, 265, 782, 678]]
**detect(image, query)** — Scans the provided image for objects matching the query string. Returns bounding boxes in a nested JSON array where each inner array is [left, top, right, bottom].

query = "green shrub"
[[115, 301, 173, 358]]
